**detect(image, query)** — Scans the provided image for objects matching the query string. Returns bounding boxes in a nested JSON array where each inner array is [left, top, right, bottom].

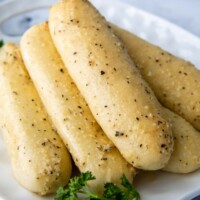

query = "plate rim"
[[0, 0, 200, 200]]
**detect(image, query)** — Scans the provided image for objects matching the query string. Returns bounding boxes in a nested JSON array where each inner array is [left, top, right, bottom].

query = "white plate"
[[0, 0, 200, 200]]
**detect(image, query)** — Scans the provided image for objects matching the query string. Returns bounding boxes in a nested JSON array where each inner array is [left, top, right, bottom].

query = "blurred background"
[[125, 0, 200, 37], [0, 0, 199, 37]]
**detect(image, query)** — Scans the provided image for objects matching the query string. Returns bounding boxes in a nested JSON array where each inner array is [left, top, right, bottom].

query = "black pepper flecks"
[[100, 70, 105, 75], [115, 131, 124, 137]]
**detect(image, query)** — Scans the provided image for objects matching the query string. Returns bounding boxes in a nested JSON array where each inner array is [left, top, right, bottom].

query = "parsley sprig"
[[0, 40, 4, 48], [55, 171, 140, 200]]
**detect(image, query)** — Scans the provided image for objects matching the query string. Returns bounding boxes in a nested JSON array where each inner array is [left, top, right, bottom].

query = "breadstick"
[[49, 0, 173, 170]]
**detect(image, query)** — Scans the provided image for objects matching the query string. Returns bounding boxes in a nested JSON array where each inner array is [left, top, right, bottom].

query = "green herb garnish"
[[55, 171, 140, 200], [0, 40, 4, 48]]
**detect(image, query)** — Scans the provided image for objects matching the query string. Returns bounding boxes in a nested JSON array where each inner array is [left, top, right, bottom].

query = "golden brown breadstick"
[[0, 43, 72, 195], [163, 108, 200, 173], [49, 0, 173, 170], [20, 22, 135, 194], [112, 24, 200, 130]]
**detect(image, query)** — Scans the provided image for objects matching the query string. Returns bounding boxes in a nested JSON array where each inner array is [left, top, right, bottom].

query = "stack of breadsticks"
[[0, 0, 200, 196]]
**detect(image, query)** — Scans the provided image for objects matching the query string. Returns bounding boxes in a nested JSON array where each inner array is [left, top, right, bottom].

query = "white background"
[[0, 0, 199, 37]]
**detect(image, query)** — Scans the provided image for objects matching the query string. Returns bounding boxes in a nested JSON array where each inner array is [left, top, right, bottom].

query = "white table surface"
[[0, 0, 199, 38]]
